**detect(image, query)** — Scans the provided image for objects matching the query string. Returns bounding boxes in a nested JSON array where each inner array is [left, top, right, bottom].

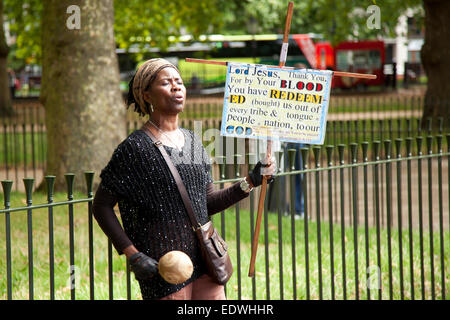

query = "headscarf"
[[130, 58, 180, 115]]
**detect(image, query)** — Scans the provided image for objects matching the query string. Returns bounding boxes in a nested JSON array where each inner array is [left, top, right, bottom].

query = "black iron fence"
[[3, 93, 449, 192], [1, 134, 449, 300]]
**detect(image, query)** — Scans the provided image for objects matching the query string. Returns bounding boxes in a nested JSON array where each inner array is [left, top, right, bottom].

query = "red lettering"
[[296, 81, 304, 90]]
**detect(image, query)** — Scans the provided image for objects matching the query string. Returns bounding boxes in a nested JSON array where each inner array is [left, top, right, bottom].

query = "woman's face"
[[145, 67, 186, 115]]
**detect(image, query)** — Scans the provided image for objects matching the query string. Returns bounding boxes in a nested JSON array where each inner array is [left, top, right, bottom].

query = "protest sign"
[[220, 62, 333, 145]]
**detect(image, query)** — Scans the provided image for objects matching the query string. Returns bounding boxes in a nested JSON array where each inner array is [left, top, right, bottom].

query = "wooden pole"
[[185, 2, 377, 278], [185, 58, 377, 80], [247, 1, 294, 278]]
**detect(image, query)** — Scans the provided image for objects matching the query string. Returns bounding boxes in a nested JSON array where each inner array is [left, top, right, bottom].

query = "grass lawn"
[[0, 191, 448, 300]]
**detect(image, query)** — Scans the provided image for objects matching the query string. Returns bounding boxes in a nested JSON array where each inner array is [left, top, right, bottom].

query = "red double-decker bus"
[[116, 34, 386, 91], [314, 40, 385, 89]]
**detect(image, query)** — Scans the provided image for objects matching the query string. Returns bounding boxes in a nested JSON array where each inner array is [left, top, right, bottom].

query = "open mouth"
[[173, 95, 185, 103]]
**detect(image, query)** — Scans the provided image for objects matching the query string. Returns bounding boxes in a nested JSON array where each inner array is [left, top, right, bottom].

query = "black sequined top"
[[97, 128, 246, 299]]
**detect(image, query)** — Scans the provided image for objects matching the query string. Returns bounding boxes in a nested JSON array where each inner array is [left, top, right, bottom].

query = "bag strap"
[[141, 123, 201, 230]]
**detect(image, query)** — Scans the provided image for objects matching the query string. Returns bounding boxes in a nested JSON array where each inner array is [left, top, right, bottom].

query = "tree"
[[0, 0, 13, 116], [420, 0, 450, 128], [40, 0, 126, 191]]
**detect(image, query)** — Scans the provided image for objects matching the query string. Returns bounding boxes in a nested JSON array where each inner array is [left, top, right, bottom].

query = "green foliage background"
[[4, 0, 424, 67]]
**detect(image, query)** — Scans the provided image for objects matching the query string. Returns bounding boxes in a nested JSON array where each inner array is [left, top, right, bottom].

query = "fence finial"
[[65, 173, 75, 200], [361, 142, 369, 162], [312, 146, 321, 168], [45, 176, 56, 203], [405, 137, 413, 157], [23, 178, 34, 205], [426, 136, 433, 155], [350, 143, 358, 164], [384, 140, 392, 160], [416, 136, 423, 155], [287, 149, 297, 171], [300, 147, 309, 169], [395, 138, 402, 159], [436, 135, 442, 154], [84, 171, 95, 197], [1, 180, 13, 208], [325, 145, 334, 166], [215, 156, 226, 180], [337, 144, 345, 165], [274, 151, 283, 173], [372, 141, 380, 161]]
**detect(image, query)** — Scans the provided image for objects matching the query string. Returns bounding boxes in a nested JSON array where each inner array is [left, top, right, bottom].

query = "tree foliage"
[[114, 0, 226, 49], [223, 0, 423, 44], [4, 0, 426, 64], [4, 0, 428, 60], [3, 0, 230, 64], [3, 0, 42, 64]]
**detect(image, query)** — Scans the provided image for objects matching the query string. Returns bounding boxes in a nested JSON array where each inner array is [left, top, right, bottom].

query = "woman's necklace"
[[147, 120, 184, 151]]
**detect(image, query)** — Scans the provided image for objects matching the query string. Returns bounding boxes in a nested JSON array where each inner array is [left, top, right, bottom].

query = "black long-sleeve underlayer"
[[92, 180, 248, 255]]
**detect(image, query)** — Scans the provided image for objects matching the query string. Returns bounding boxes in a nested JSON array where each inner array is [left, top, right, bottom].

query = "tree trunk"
[[421, 0, 450, 130], [0, 0, 13, 117], [41, 0, 126, 192]]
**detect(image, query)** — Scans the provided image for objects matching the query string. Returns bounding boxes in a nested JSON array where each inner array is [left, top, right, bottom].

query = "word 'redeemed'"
[[269, 89, 323, 104]]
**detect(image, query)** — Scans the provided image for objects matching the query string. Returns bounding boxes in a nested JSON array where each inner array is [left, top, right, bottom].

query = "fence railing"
[[1, 134, 449, 300], [2, 93, 449, 192], [1, 115, 446, 193]]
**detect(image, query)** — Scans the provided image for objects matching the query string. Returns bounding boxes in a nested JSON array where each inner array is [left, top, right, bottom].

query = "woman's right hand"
[[129, 252, 159, 281], [248, 156, 277, 187]]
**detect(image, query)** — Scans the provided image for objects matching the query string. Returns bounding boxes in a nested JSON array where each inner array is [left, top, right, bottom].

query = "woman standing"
[[93, 58, 275, 300]]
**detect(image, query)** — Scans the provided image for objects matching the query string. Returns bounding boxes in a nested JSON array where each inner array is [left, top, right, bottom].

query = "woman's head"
[[127, 58, 185, 117]]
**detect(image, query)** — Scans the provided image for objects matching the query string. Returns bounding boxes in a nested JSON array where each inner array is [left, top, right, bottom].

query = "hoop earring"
[[150, 104, 154, 113]]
